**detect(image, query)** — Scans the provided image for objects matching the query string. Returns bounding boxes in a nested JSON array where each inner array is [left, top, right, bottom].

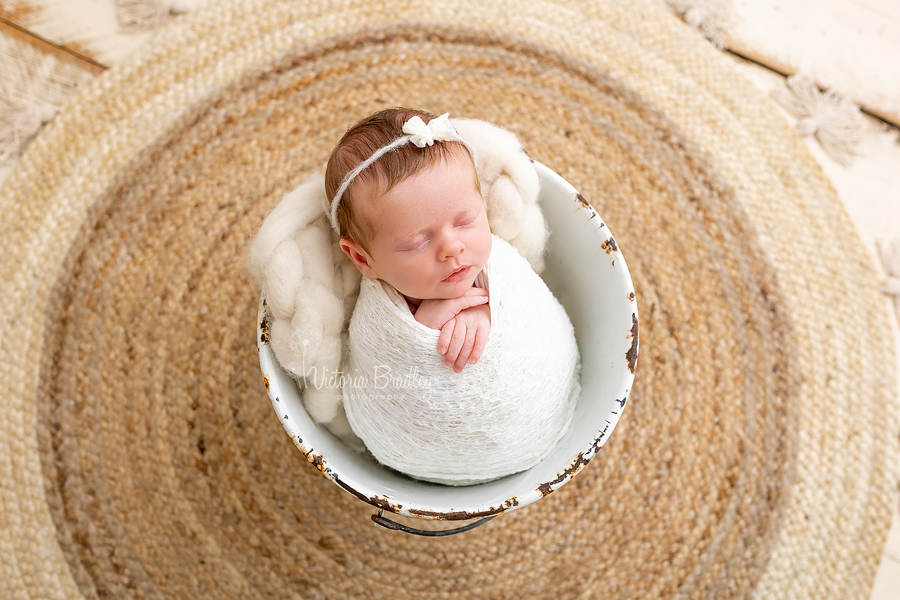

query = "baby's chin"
[[397, 270, 483, 303], [435, 270, 483, 298]]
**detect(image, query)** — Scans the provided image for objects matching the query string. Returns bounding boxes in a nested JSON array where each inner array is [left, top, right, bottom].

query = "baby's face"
[[346, 152, 492, 302]]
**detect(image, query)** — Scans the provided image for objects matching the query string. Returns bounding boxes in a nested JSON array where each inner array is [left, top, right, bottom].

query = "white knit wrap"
[[343, 236, 580, 485]]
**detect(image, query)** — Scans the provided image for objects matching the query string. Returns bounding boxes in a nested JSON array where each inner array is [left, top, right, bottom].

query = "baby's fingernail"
[[454, 366, 462, 373], [444, 360, 452, 367], [439, 346, 447, 354], [469, 357, 477, 364]]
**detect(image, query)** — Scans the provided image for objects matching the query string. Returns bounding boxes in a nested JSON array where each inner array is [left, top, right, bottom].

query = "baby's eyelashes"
[[454, 212, 477, 227], [397, 237, 428, 252]]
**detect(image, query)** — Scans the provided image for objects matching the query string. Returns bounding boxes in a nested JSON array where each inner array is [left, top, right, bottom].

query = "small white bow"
[[402, 113, 458, 148]]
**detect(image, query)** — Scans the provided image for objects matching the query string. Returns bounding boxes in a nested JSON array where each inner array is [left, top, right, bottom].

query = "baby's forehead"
[[355, 155, 481, 237], [359, 150, 478, 205]]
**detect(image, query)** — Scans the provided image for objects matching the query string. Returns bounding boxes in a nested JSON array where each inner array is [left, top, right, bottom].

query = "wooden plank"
[[0, 20, 100, 96], [0, 18, 99, 167], [1, 0, 111, 66], [0, 0, 184, 68], [0, 20, 104, 74], [725, 0, 900, 127], [723, 43, 900, 129]]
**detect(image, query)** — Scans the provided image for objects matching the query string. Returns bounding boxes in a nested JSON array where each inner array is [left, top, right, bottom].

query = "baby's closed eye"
[[397, 236, 428, 252], [454, 212, 477, 227]]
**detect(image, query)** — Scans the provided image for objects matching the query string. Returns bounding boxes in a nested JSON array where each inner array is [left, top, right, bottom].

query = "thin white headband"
[[328, 113, 476, 232]]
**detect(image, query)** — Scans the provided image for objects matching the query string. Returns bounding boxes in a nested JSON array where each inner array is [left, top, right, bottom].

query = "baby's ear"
[[339, 237, 380, 280]]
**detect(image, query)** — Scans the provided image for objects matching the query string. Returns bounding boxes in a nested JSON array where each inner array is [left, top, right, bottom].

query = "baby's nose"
[[440, 237, 465, 259]]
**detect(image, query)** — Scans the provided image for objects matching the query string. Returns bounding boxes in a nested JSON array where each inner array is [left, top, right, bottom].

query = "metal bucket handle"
[[372, 510, 496, 536]]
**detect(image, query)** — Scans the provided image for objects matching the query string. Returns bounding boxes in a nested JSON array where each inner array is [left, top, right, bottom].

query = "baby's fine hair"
[[325, 107, 474, 246]]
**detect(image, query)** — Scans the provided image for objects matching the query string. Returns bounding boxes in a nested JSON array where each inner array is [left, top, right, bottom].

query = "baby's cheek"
[[478, 231, 493, 264]]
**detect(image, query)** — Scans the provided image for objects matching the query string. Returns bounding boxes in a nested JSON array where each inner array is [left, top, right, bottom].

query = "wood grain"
[[0, 0, 155, 67], [0, 19, 105, 74]]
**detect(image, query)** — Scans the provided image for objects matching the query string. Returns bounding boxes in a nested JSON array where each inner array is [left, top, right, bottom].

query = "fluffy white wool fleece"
[[248, 173, 361, 431], [344, 237, 580, 485], [453, 118, 546, 273], [248, 118, 548, 438]]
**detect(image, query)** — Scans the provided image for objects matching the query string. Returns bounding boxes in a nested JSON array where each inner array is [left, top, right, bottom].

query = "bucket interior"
[[258, 161, 638, 519]]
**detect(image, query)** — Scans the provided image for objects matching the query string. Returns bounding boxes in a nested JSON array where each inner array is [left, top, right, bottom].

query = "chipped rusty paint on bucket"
[[258, 162, 638, 524]]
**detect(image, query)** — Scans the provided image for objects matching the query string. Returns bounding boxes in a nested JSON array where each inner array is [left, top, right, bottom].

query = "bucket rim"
[[257, 161, 638, 520]]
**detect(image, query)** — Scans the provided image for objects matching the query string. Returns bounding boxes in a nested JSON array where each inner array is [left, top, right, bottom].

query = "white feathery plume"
[[0, 82, 58, 165], [117, 0, 190, 33], [664, 0, 735, 48], [878, 240, 900, 318], [773, 74, 864, 165]]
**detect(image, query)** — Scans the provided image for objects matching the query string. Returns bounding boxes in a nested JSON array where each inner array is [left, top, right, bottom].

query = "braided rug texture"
[[0, 0, 896, 598]]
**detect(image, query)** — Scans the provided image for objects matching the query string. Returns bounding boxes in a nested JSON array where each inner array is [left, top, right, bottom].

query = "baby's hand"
[[413, 287, 489, 330], [439, 304, 491, 373]]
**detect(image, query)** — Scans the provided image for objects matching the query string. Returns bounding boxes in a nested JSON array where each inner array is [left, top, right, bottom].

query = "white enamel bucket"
[[257, 162, 638, 533]]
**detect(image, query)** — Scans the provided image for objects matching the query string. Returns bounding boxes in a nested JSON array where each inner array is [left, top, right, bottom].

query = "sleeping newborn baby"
[[327, 108, 580, 485], [250, 107, 580, 486]]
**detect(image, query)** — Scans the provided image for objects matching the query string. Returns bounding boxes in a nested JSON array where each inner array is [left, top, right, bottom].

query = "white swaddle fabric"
[[343, 236, 581, 485]]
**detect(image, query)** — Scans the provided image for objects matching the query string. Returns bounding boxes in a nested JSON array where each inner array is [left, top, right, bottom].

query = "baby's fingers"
[[453, 326, 481, 373], [454, 292, 489, 311], [444, 321, 468, 371], [437, 320, 456, 356], [461, 286, 489, 300], [422, 295, 487, 330], [467, 322, 490, 365]]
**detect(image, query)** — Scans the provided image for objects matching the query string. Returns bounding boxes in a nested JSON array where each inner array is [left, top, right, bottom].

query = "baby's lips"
[[442, 265, 471, 283]]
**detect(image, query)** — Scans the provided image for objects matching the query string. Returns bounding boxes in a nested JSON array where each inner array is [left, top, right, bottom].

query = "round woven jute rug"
[[1, 0, 897, 598]]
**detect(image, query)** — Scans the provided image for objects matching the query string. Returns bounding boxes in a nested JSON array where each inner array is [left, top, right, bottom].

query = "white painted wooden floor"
[[1, 1, 898, 597]]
